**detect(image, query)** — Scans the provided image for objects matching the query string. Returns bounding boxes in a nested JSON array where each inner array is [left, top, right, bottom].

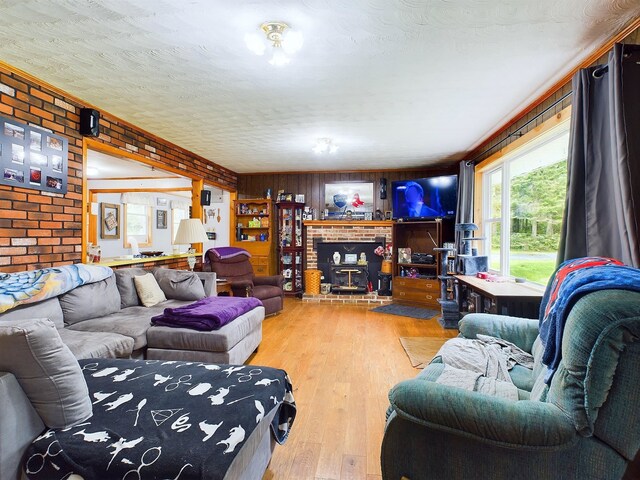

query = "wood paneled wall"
[[237, 166, 456, 214]]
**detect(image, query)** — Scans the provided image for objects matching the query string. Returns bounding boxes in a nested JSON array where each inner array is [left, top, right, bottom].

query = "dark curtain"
[[455, 160, 475, 256], [558, 43, 640, 267]]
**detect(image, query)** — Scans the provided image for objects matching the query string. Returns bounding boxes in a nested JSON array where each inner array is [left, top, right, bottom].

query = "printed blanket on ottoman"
[[146, 296, 265, 364], [25, 358, 296, 480]]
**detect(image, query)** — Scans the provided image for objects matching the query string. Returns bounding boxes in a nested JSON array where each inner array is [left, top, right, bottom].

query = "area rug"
[[371, 303, 439, 319], [399, 337, 445, 369]]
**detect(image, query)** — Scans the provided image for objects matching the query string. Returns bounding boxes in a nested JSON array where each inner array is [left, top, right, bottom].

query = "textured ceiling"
[[0, 1, 638, 173]]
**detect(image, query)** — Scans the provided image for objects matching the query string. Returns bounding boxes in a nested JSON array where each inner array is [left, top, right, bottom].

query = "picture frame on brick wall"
[[101, 203, 120, 240], [0, 115, 68, 194]]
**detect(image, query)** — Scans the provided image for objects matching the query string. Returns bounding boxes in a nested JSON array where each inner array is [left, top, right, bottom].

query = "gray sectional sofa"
[[0, 266, 268, 480], [0, 267, 222, 359]]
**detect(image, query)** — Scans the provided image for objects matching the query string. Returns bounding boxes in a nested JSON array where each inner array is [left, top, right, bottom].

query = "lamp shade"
[[173, 218, 208, 245]]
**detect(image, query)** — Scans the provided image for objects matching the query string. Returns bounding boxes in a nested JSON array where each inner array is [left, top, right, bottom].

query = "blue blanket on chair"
[[539, 257, 640, 384]]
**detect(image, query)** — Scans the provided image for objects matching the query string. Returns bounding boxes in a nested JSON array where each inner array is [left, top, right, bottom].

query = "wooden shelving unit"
[[391, 220, 454, 309], [276, 201, 305, 296], [231, 198, 276, 276]]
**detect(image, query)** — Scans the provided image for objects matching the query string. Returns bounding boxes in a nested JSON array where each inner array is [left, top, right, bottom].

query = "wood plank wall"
[[237, 166, 456, 214]]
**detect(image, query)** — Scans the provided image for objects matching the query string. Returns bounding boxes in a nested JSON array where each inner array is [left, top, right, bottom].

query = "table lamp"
[[173, 218, 208, 271]]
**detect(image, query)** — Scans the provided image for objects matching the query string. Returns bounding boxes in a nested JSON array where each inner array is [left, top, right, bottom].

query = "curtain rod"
[[466, 90, 573, 166]]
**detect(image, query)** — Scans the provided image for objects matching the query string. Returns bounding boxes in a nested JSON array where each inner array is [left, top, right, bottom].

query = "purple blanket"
[[205, 247, 251, 263], [151, 296, 263, 331]]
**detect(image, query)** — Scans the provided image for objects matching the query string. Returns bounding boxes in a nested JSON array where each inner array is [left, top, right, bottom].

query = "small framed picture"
[[30, 131, 42, 151], [46, 135, 63, 151], [295, 194, 305, 203], [156, 209, 168, 229], [385, 211, 392, 220], [29, 167, 41, 185], [364, 212, 373, 221], [51, 155, 62, 172], [31, 152, 48, 167], [11, 144, 24, 164], [4, 123, 25, 139], [101, 203, 120, 239], [4, 167, 24, 183], [46, 175, 63, 190], [157, 198, 168, 207]]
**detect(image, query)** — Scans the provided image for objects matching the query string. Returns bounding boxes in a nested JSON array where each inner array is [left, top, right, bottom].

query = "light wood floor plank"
[[252, 299, 456, 480]]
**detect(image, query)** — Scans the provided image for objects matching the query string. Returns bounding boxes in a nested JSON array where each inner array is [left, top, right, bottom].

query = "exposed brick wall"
[[305, 223, 392, 270], [0, 65, 237, 273]]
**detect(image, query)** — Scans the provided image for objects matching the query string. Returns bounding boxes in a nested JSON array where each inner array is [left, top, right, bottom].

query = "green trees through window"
[[484, 123, 569, 285]]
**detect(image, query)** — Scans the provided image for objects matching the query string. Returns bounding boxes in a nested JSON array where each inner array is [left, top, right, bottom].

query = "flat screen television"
[[392, 175, 458, 220]]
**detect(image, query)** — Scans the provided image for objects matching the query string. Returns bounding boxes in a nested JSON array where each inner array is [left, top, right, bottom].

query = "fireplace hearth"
[[330, 265, 369, 293], [316, 241, 383, 294]]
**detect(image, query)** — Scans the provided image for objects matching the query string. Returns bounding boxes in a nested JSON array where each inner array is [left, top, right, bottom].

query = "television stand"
[[392, 219, 454, 309]]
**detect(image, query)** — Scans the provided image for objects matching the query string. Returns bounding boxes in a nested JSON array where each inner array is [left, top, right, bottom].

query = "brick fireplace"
[[302, 221, 393, 305]]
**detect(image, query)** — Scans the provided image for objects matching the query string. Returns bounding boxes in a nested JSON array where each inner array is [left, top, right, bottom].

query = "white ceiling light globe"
[[269, 48, 290, 66], [282, 29, 303, 55], [244, 32, 266, 55]]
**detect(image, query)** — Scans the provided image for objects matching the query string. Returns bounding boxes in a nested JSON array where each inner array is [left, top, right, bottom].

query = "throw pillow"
[[153, 268, 206, 301], [114, 268, 148, 308], [0, 318, 92, 428], [134, 273, 167, 307], [59, 274, 121, 325]]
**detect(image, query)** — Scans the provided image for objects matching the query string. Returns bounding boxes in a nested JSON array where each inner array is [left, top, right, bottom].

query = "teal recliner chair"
[[381, 289, 640, 480]]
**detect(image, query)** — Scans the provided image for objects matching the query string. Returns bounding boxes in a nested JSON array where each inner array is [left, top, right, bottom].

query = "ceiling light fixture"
[[245, 21, 303, 66], [313, 138, 339, 155]]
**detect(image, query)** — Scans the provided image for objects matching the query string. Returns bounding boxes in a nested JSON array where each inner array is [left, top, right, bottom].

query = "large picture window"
[[481, 121, 570, 285]]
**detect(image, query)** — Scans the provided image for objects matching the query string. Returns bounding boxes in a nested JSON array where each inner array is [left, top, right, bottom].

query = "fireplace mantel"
[[303, 220, 393, 227]]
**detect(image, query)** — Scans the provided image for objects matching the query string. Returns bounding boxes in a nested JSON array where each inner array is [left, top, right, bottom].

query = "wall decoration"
[[324, 182, 374, 219], [295, 194, 305, 203], [156, 209, 168, 229], [100, 203, 120, 240], [0, 115, 68, 193], [157, 197, 168, 207]]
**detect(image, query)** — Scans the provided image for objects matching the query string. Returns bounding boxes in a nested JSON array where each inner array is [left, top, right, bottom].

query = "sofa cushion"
[[59, 275, 121, 325], [114, 268, 148, 308], [252, 285, 282, 301], [58, 329, 134, 359], [134, 273, 167, 307], [146, 305, 264, 352], [0, 297, 64, 329], [0, 318, 92, 428], [67, 300, 192, 350], [153, 268, 206, 301]]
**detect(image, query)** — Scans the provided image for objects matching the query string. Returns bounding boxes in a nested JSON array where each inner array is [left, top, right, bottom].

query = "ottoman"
[[146, 305, 264, 364]]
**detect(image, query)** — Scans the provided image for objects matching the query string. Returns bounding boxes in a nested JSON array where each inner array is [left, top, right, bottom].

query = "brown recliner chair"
[[203, 250, 285, 316]]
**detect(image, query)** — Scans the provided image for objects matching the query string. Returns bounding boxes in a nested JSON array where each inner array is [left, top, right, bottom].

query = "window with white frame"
[[124, 203, 152, 247], [172, 207, 188, 243], [481, 121, 570, 285]]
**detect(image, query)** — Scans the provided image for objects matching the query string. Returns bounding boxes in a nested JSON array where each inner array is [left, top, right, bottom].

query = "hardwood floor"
[[249, 298, 458, 480]]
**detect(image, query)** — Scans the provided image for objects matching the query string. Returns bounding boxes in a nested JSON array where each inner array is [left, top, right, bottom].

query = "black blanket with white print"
[[25, 358, 296, 480]]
